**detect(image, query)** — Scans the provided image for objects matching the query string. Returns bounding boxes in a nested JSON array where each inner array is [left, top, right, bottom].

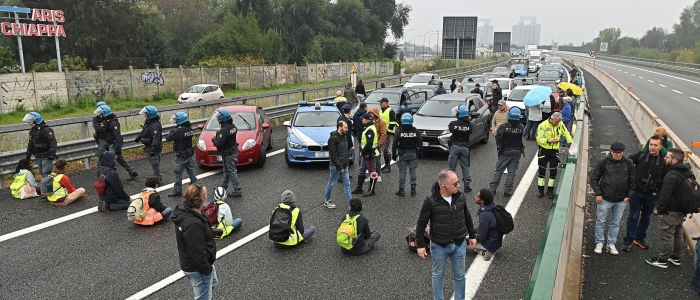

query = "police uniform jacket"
[[392, 125, 423, 158], [26, 122, 57, 159], [103, 114, 124, 151], [212, 121, 238, 154], [496, 121, 524, 155], [138, 117, 162, 153], [448, 117, 472, 145], [165, 121, 195, 157]]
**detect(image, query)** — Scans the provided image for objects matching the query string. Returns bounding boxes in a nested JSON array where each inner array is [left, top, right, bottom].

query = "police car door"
[[468, 98, 486, 144]]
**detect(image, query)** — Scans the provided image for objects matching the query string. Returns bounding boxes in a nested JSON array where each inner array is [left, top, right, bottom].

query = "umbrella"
[[523, 86, 553, 107], [558, 82, 583, 96]]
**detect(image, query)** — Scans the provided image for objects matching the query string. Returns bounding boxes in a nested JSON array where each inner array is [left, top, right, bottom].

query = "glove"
[[134, 136, 141, 143], [392, 154, 398, 162], [47, 152, 56, 160]]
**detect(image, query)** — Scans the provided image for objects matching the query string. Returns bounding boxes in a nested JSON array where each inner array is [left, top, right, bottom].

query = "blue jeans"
[[624, 192, 658, 244], [302, 226, 316, 240], [220, 150, 242, 193], [447, 144, 471, 187], [595, 200, 628, 245], [325, 165, 352, 203], [430, 240, 466, 300], [174, 154, 198, 194], [398, 150, 418, 188], [161, 207, 173, 218], [526, 120, 541, 139], [183, 265, 218, 300]]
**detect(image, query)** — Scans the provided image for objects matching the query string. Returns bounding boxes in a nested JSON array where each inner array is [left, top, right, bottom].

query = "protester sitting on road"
[[97, 152, 132, 212], [271, 190, 316, 248], [173, 182, 218, 300], [46, 159, 86, 206], [339, 198, 380, 256], [132, 177, 172, 226], [212, 187, 243, 239], [472, 189, 503, 261], [643, 127, 674, 158], [11, 159, 39, 199]]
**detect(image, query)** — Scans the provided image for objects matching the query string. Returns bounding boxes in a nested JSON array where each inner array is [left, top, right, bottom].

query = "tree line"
[[0, 0, 411, 71], [583, 0, 700, 63]]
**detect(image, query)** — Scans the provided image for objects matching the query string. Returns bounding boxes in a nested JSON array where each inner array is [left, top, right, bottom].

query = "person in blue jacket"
[[472, 189, 503, 261], [560, 97, 573, 148]]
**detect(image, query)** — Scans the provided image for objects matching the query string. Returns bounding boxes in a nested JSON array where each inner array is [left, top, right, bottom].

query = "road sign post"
[[600, 42, 608, 52], [589, 50, 597, 67]]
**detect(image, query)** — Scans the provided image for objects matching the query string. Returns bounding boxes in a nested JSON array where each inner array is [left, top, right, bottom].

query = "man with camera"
[[621, 135, 668, 252]]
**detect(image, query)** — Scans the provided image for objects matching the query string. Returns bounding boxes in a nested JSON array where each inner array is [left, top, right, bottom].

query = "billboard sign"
[[0, 7, 66, 37]]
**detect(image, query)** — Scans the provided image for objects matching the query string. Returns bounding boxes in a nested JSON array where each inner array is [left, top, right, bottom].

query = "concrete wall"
[[0, 61, 394, 113]]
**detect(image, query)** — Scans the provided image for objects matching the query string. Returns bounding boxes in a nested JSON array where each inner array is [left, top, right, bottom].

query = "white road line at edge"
[[0, 148, 286, 243], [583, 56, 700, 86], [127, 157, 401, 299], [673, 89, 683, 94], [691, 97, 700, 102], [450, 153, 539, 300], [648, 80, 654, 83], [659, 84, 667, 88]]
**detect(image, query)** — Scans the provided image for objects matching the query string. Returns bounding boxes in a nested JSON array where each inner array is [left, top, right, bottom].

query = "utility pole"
[[404, 29, 413, 63]]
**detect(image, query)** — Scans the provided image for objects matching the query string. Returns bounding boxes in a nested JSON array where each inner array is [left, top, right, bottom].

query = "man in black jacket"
[[340, 198, 380, 256], [166, 112, 198, 197], [470, 84, 484, 99], [589, 142, 635, 256], [173, 182, 218, 299], [490, 80, 503, 115], [325, 121, 351, 209], [622, 135, 668, 252], [416, 169, 476, 300], [647, 148, 693, 268], [136, 106, 163, 183], [338, 103, 355, 167], [448, 105, 473, 193], [23, 112, 57, 177], [97, 105, 138, 180], [97, 152, 132, 212], [212, 109, 242, 197]]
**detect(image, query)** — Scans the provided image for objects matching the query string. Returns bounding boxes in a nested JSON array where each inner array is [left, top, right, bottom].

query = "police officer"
[[392, 113, 423, 196], [536, 112, 573, 198], [379, 97, 398, 173], [95, 105, 138, 181], [93, 102, 109, 165], [490, 107, 525, 197], [23, 112, 57, 177], [448, 105, 473, 193], [165, 112, 198, 197], [212, 109, 243, 197], [136, 105, 163, 182], [352, 113, 379, 197]]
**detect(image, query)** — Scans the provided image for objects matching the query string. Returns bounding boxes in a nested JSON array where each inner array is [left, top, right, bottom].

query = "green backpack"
[[337, 214, 360, 250]]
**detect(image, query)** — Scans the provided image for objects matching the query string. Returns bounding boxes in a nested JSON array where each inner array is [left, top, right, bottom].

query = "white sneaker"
[[324, 200, 336, 209], [607, 244, 619, 255], [377, 176, 382, 182], [365, 177, 370, 182], [594, 243, 603, 254]]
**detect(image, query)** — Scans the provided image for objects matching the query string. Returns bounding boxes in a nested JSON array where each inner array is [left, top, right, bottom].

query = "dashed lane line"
[[0, 149, 286, 243], [659, 84, 667, 88], [673, 89, 683, 94], [691, 97, 700, 103], [648, 80, 654, 83]]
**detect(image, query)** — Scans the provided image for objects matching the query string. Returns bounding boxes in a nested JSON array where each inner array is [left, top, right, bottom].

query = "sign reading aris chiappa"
[[0, 7, 66, 37]]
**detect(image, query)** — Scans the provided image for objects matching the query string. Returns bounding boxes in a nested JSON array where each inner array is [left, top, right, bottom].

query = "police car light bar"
[[297, 101, 337, 107]]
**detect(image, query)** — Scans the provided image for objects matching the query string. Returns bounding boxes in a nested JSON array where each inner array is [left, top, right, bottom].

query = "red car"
[[196, 105, 272, 168]]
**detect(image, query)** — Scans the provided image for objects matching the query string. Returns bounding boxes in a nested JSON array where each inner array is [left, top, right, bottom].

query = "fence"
[[0, 61, 395, 113]]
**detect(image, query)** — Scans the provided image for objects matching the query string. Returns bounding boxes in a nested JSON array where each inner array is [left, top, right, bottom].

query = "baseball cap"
[[362, 113, 373, 120], [342, 103, 352, 110], [498, 100, 506, 105], [610, 142, 625, 151]]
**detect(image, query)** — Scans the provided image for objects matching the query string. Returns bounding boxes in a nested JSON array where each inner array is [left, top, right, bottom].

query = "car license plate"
[[423, 142, 430, 147], [315, 151, 329, 158], [215, 156, 222, 161]]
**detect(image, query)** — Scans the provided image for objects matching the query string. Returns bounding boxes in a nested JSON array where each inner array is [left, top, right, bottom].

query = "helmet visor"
[[170, 114, 178, 124], [139, 107, 150, 117], [22, 113, 36, 123], [94, 107, 104, 117]]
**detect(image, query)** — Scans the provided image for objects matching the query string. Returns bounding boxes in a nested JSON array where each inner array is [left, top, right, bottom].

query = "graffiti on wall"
[[1, 77, 33, 108], [140, 70, 164, 85]]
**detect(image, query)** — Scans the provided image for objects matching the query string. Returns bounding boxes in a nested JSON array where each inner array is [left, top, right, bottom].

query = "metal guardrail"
[[0, 59, 510, 180]]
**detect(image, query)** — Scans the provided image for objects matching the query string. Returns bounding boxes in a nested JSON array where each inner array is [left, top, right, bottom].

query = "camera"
[[641, 174, 656, 193]]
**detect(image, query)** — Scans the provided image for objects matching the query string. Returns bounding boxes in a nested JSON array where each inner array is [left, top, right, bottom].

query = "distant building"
[[477, 19, 493, 47], [512, 16, 541, 47]]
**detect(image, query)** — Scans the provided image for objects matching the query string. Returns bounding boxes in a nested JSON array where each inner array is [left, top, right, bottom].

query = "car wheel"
[[266, 134, 273, 151], [284, 148, 293, 167], [479, 125, 490, 144], [256, 146, 267, 167], [219, 96, 224, 99], [198, 99, 203, 101]]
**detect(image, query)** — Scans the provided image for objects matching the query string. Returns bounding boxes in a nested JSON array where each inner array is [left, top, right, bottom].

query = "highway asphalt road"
[[0, 120, 554, 299], [564, 52, 700, 156]]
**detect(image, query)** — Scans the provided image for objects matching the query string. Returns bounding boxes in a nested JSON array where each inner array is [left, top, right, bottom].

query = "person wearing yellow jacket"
[[536, 112, 573, 198]]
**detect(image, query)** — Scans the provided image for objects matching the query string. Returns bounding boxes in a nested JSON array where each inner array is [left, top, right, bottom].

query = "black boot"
[[352, 176, 366, 194], [363, 178, 377, 197], [410, 185, 417, 196], [537, 186, 545, 198], [546, 187, 555, 199], [395, 188, 405, 196], [381, 156, 391, 173]]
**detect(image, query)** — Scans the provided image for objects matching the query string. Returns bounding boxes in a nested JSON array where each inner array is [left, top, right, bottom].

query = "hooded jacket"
[[368, 107, 387, 146], [589, 154, 635, 203], [172, 202, 216, 275], [415, 181, 476, 248], [627, 150, 668, 194], [352, 107, 367, 137], [475, 202, 503, 251], [97, 152, 131, 203], [328, 131, 349, 169], [657, 162, 693, 215], [280, 190, 306, 235]]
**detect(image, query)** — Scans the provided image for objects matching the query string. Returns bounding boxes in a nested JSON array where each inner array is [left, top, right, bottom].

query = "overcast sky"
[[397, 0, 695, 46]]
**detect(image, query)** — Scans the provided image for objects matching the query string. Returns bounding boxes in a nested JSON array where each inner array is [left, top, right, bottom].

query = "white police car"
[[283, 101, 355, 166]]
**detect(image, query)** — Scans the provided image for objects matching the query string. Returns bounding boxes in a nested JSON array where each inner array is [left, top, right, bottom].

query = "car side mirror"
[[197, 124, 204, 130], [283, 121, 291, 127], [403, 100, 411, 106], [262, 123, 270, 129], [470, 112, 480, 118], [504, 97, 508, 100]]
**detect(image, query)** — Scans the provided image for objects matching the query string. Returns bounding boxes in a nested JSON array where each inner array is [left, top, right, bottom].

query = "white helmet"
[[214, 187, 227, 201]]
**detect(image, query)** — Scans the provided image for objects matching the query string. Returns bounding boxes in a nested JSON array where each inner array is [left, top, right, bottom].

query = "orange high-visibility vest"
[[133, 191, 163, 226]]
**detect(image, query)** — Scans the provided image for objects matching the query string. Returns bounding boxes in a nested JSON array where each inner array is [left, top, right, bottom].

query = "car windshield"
[[508, 89, 530, 101], [416, 100, 463, 117], [541, 84, 558, 92], [408, 74, 433, 83], [540, 71, 559, 77], [512, 65, 525, 70], [529, 62, 537, 66], [462, 77, 485, 84], [494, 67, 507, 71], [205, 112, 256, 131], [293, 111, 339, 127], [494, 79, 511, 88], [365, 92, 400, 105], [409, 88, 435, 99], [186, 86, 205, 93]]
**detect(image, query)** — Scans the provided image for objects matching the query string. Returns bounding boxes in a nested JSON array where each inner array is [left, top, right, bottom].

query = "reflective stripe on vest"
[[10, 171, 29, 198], [361, 125, 379, 157], [334, 96, 347, 102], [379, 108, 398, 134], [276, 203, 302, 246], [134, 191, 164, 226], [214, 200, 234, 238], [46, 173, 67, 202]]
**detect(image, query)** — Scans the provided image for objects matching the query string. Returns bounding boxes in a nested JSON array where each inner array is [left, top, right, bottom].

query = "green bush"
[[393, 60, 402, 75], [153, 91, 176, 101]]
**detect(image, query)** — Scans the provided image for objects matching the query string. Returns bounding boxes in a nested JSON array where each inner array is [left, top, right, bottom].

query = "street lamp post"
[[404, 29, 413, 63], [413, 35, 422, 62], [428, 31, 439, 61], [422, 31, 432, 63]]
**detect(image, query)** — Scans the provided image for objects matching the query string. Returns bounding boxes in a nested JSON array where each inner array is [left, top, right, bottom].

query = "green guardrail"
[[524, 59, 586, 299]]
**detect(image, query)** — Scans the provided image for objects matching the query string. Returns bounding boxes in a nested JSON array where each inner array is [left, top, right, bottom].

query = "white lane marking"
[[631, 74, 636, 76], [659, 84, 667, 88], [624, 71, 629, 74], [691, 97, 700, 102], [450, 153, 539, 300], [639, 77, 644, 79], [673, 89, 682, 94], [126, 225, 270, 300], [648, 80, 654, 83], [0, 148, 286, 243], [585, 58, 700, 86]]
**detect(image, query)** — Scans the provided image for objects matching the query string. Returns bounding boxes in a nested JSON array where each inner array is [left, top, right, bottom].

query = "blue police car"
[[283, 101, 354, 166]]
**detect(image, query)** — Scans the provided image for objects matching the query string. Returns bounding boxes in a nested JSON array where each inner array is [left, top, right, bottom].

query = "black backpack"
[[269, 207, 293, 242], [492, 205, 514, 235], [676, 171, 700, 215]]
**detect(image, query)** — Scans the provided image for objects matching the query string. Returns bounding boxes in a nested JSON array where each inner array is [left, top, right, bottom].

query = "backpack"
[[406, 227, 431, 253], [94, 173, 107, 195], [269, 207, 294, 243], [39, 174, 57, 196], [492, 205, 515, 235], [127, 197, 146, 221], [676, 171, 700, 215], [337, 214, 360, 250], [202, 201, 221, 228]]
